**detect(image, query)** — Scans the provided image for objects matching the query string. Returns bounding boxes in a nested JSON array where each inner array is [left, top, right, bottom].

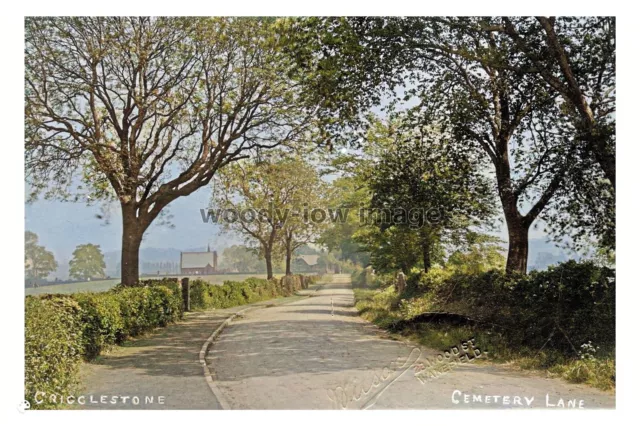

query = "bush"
[[25, 282, 183, 409], [73, 293, 124, 359], [354, 261, 615, 390], [405, 267, 452, 295], [352, 267, 375, 288], [188, 277, 287, 311], [25, 296, 83, 409], [377, 260, 615, 356]]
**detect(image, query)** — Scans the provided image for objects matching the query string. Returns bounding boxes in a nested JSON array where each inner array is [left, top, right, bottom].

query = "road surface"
[[209, 274, 615, 409]]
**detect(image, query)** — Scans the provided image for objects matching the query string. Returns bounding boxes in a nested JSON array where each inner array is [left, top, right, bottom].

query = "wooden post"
[[181, 277, 190, 312]]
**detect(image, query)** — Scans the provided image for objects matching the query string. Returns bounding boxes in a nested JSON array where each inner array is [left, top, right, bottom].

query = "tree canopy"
[[26, 17, 312, 285], [69, 243, 107, 281]]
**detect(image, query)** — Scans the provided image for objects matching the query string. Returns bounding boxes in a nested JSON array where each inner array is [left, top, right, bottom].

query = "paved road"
[[78, 296, 304, 410], [209, 274, 615, 409]]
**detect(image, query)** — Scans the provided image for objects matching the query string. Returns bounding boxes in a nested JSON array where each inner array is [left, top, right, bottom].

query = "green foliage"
[[354, 260, 615, 390], [445, 233, 506, 274], [357, 225, 426, 274], [113, 286, 182, 337], [24, 281, 183, 409], [318, 177, 371, 267], [25, 231, 58, 281], [68, 243, 106, 281], [188, 276, 293, 311], [25, 296, 83, 409], [72, 293, 124, 359], [351, 266, 376, 289]]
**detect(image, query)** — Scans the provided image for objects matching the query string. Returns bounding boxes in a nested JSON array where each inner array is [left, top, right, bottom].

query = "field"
[[24, 273, 289, 296]]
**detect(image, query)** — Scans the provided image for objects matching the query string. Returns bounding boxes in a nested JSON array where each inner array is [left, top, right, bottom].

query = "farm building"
[[180, 246, 218, 275], [293, 254, 325, 273]]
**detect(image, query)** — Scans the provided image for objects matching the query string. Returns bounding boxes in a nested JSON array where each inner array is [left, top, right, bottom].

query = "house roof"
[[181, 252, 215, 269], [296, 255, 320, 266]]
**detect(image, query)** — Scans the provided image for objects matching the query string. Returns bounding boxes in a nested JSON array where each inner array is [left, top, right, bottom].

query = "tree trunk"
[[285, 236, 293, 275], [285, 251, 292, 275], [121, 205, 143, 286], [422, 239, 431, 272], [496, 158, 531, 276], [505, 218, 529, 275], [265, 251, 274, 280]]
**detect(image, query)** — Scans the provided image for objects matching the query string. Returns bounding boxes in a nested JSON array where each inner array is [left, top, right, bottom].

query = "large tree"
[[365, 119, 497, 272], [69, 243, 106, 281], [499, 17, 615, 189], [495, 17, 615, 252], [403, 20, 573, 274], [25, 17, 310, 285], [286, 17, 597, 274]]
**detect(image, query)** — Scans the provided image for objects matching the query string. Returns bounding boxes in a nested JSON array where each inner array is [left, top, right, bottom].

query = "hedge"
[[25, 274, 326, 408], [25, 282, 183, 409], [25, 296, 84, 409], [398, 260, 615, 354], [189, 274, 324, 310]]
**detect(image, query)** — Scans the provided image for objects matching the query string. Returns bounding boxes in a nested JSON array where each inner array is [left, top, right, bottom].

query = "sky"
[[25, 184, 244, 275]]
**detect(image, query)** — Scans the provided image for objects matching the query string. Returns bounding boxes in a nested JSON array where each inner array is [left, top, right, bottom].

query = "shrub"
[[73, 293, 124, 359], [354, 261, 616, 390], [25, 296, 83, 409], [25, 282, 183, 409], [405, 267, 453, 295], [352, 267, 375, 288], [188, 277, 287, 311], [379, 260, 615, 357]]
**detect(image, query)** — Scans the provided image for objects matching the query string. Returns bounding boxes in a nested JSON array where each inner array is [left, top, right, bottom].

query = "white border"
[[2, 2, 637, 425]]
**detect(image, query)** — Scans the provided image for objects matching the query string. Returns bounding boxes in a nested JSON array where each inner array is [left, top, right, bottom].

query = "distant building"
[[180, 245, 218, 275], [293, 254, 324, 273]]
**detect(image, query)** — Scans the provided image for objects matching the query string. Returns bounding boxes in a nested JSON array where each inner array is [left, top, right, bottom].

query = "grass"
[[26, 279, 121, 296], [354, 288, 615, 392], [25, 273, 289, 296]]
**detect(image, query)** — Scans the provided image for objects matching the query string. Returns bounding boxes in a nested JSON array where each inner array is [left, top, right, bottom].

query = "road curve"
[[208, 274, 615, 409]]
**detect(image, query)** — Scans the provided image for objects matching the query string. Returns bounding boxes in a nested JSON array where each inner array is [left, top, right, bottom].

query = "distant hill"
[[53, 238, 579, 279]]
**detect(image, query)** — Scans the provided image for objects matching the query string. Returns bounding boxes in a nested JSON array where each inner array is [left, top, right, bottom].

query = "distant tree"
[[219, 245, 266, 273], [213, 156, 324, 278], [25, 17, 311, 286], [365, 119, 497, 273], [318, 177, 371, 267], [69, 244, 106, 281], [25, 231, 58, 283], [279, 158, 329, 275]]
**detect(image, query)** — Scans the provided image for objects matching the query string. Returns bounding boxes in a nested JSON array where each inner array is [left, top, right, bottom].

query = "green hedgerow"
[[24, 274, 322, 408], [25, 296, 83, 409]]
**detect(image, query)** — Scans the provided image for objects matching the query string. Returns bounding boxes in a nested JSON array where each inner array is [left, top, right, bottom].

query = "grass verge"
[[354, 287, 615, 392]]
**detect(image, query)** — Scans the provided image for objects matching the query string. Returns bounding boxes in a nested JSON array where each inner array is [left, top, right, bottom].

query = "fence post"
[[181, 277, 190, 312]]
